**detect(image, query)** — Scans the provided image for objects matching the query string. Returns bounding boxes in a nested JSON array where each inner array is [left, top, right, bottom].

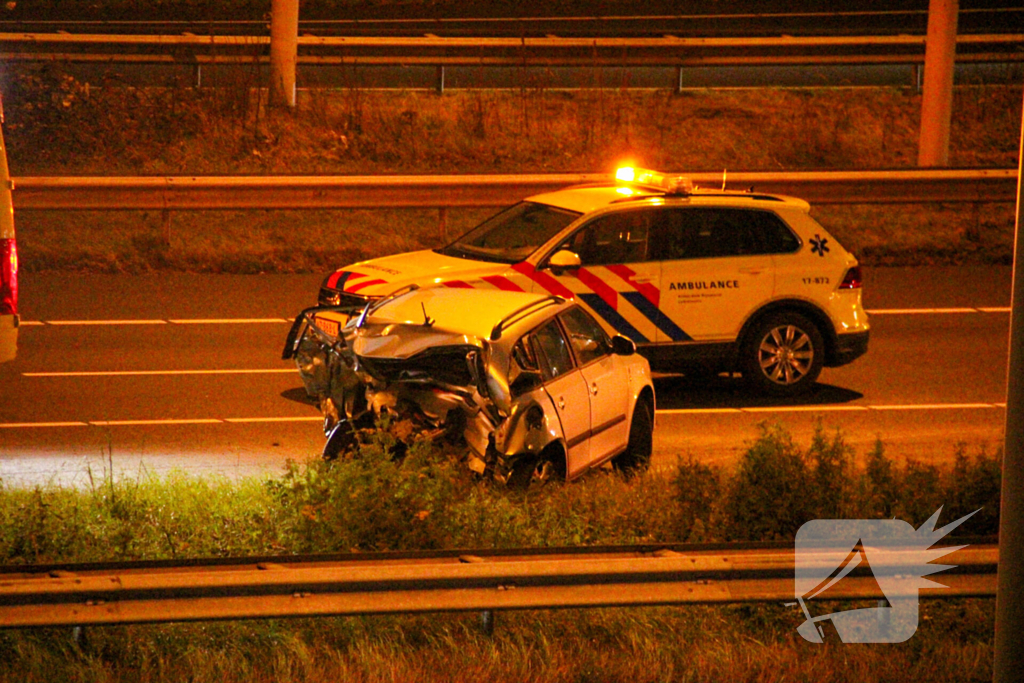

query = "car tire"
[[742, 311, 824, 396], [612, 396, 653, 476], [322, 419, 357, 461], [507, 447, 564, 489]]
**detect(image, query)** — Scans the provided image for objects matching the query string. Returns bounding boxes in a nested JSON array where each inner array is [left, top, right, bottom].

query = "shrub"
[[725, 422, 813, 541]]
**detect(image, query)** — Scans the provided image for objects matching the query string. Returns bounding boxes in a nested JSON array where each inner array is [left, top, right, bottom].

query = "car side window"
[[559, 306, 612, 366], [530, 319, 575, 381], [561, 210, 651, 265]]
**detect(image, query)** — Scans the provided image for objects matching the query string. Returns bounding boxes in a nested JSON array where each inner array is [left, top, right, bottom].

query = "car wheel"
[[507, 448, 564, 489], [613, 397, 653, 475], [322, 419, 357, 461], [743, 312, 824, 396]]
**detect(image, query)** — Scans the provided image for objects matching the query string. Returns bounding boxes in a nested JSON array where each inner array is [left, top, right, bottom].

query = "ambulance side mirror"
[[547, 249, 582, 273]]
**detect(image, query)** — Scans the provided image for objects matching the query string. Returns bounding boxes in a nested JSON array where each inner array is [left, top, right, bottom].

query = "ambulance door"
[[651, 208, 776, 341], [537, 208, 671, 347]]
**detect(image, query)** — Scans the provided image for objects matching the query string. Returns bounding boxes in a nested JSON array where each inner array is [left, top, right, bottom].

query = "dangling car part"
[[284, 286, 655, 486]]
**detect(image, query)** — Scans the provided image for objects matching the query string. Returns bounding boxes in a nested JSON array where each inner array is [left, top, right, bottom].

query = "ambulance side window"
[[562, 211, 651, 265], [652, 209, 799, 260]]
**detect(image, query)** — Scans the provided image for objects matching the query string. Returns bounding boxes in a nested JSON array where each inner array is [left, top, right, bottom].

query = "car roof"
[[368, 287, 567, 342], [527, 183, 811, 214]]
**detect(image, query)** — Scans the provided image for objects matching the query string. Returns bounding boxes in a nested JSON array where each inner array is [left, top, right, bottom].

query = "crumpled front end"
[[285, 306, 559, 481]]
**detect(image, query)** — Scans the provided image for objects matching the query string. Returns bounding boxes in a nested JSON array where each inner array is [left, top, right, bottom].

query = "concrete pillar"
[[917, 0, 959, 167], [269, 0, 299, 108], [993, 85, 1024, 683]]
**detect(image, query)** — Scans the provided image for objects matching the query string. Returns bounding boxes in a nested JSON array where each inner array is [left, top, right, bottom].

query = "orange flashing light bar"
[[615, 166, 693, 195]]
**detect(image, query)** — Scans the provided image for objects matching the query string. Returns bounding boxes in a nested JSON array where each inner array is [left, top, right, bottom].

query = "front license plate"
[[315, 317, 340, 337]]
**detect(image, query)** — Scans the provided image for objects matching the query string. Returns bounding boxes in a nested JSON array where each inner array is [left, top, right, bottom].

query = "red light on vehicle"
[[838, 265, 862, 290], [0, 237, 17, 315]]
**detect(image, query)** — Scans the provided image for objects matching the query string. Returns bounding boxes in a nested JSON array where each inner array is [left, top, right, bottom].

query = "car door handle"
[[591, 382, 599, 396], [558, 397, 566, 410], [631, 275, 658, 283], [739, 267, 764, 275]]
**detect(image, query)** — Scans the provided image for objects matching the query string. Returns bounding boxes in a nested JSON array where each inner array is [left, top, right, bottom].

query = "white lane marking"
[[224, 416, 322, 423], [865, 308, 979, 314], [45, 319, 168, 325], [0, 421, 89, 428], [88, 419, 224, 426], [20, 318, 292, 326], [740, 405, 870, 413], [24, 369, 295, 377], [869, 402, 997, 410], [16, 308, 1015, 327], [168, 318, 291, 324], [656, 402, 1004, 415], [0, 403, 1005, 428]]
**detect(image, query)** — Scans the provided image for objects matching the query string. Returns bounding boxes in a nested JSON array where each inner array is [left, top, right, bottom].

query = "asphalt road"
[[0, 266, 1013, 487]]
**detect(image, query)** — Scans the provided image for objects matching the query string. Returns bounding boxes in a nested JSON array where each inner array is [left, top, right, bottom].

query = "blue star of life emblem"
[[810, 234, 830, 257]]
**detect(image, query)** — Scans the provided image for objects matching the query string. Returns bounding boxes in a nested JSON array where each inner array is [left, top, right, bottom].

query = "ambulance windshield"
[[438, 202, 580, 264]]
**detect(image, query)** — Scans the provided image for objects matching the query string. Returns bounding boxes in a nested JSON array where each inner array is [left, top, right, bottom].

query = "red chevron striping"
[[346, 278, 387, 293], [573, 268, 618, 310], [442, 280, 474, 288], [606, 264, 659, 306], [325, 270, 345, 289], [512, 262, 575, 300], [481, 275, 526, 292]]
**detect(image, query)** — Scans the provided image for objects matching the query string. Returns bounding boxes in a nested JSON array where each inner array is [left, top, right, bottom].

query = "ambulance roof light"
[[614, 166, 693, 196]]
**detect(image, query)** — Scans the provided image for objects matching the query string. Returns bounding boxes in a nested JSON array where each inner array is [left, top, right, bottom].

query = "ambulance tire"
[[613, 396, 653, 476], [742, 311, 824, 396]]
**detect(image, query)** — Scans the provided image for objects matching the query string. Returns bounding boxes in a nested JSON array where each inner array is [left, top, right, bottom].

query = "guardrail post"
[[917, 0, 959, 167], [161, 209, 171, 246], [993, 84, 1024, 683], [269, 0, 299, 108], [438, 207, 448, 242]]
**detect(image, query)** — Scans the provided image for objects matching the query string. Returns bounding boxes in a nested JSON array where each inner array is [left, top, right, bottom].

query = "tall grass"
[[0, 422, 1001, 565], [0, 424, 1002, 681]]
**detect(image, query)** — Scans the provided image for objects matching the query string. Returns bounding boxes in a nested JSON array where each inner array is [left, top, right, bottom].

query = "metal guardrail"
[[1, 32, 1022, 67], [9, 169, 1019, 211], [0, 544, 998, 628]]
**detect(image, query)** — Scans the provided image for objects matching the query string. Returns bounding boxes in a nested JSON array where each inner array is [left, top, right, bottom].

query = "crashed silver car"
[[283, 286, 655, 486]]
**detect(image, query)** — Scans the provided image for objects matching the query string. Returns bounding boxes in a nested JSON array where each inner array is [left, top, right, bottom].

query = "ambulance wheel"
[[743, 312, 824, 396]]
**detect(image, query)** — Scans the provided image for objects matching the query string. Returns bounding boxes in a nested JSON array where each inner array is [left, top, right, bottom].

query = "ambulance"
[[313, 168, 869, 396]]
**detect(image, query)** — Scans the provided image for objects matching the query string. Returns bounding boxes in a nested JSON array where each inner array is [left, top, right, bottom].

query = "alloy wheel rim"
[[758, 324, 814, 385]]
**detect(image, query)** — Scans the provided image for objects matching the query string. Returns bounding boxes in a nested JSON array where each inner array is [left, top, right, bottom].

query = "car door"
[[536, 208, 677, 347], [529, 318, 592, 476], [559, 306, 630, 468], [650, 208, 777, 341]]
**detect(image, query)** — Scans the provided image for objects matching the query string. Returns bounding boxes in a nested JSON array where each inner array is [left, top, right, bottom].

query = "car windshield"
[[436, 202, 581, 264]]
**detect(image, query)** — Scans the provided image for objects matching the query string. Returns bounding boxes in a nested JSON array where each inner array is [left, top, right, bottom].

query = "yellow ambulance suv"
[[314, 168, 869, 396]]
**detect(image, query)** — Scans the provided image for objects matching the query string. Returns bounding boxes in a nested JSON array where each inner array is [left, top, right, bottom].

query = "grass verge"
[[0, 423, 1001, 681]]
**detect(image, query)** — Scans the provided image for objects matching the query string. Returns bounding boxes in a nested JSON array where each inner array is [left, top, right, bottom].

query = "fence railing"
[[0, 543, 998, 628], [1, 32, 1022, 67], [10, 169, 1019, 211]]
